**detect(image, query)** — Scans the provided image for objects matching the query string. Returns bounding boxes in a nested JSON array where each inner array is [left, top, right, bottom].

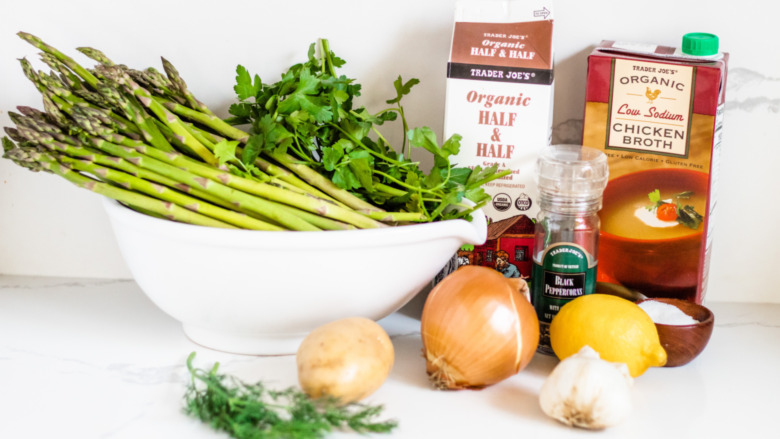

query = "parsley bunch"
[[226, 39, 509, 222]]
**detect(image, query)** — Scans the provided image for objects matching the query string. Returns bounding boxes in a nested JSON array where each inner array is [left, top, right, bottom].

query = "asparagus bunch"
[[3, 32, 413, 231]]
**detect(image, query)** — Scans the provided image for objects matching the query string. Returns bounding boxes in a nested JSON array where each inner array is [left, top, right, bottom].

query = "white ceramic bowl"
[[103, 199, 487, 355]]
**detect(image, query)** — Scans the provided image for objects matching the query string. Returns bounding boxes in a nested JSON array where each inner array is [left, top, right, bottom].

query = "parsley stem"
[[372, 108, 397, 118], [372, 169, 439, 195], [327, 122, 405, 166], [289, 136, 316, 165], [396, 105, 409, 158], [374, 182, 407, 198], [370, 126, 400, 160], [319, 39, 339, 78], [470, 169, 511, 188]]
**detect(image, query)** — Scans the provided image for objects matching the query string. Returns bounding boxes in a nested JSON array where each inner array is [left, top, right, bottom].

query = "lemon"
[[549, 294, 667, 377]]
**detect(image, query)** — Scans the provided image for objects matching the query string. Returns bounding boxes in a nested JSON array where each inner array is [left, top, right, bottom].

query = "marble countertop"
[[1, 275, 777, 438]]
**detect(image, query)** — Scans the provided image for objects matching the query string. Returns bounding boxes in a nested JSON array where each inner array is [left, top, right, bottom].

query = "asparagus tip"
[[16, 31, 34, 41], [4, 127, 24, 143], [77, 46, 114, 66]]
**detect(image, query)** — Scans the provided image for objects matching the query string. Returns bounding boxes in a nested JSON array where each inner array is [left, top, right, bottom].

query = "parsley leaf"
[[408, 127, 446, 159], [227, 102, 252, 120], [448, 167, 472, 187], [348, 150, 374, 190], [647, 189, 662, 210], [322, 140, 348, 171], [233, 65, 262, 101], [229, 39, 510, 222], [214, 139, 240, 166], [277, 69, 333, 123], [333, 166, 360, 190], [241, 133, 264, 165], [386, 76, 420, 104]]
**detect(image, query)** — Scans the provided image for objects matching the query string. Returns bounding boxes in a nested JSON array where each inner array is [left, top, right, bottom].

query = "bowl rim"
[[600, 228, 703, 245], [102, 198, 488, 249]]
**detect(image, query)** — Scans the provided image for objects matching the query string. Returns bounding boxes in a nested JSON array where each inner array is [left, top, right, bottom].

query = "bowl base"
[[183, 324, 306, 356]]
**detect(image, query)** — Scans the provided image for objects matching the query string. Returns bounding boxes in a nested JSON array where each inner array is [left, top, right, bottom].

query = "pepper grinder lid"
[[536, 144, 609, 205]]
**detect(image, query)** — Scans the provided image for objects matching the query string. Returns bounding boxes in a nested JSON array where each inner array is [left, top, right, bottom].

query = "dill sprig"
[[183, 352, 398, 438]]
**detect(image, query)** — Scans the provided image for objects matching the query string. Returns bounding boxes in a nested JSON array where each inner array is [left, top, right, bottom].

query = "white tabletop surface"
[[1, 275, 777, 438]]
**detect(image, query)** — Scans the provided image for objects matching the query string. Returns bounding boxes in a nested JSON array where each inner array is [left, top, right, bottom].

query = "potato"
[[296, 317, 394, 403]]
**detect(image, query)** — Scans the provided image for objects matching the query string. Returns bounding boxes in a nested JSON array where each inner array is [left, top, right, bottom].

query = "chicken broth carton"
[[582, 36, 728, 304], [441, 1, 554, 281]]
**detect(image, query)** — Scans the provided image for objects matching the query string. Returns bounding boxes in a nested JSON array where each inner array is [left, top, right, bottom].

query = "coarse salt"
[[639, 300, 698, 325]]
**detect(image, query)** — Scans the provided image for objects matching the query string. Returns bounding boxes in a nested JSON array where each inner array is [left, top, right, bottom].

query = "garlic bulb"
[[539, 346, 633, 430]]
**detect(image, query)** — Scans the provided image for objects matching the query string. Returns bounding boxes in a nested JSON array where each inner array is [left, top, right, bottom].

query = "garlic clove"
[[539, 345, 633, 430]]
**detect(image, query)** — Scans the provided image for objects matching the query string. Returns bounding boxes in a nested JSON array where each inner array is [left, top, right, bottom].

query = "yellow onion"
[[421, 265, 539, 389]]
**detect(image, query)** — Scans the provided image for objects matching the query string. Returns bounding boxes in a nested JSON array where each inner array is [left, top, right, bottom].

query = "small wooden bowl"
[[639, 298, 715, 367]]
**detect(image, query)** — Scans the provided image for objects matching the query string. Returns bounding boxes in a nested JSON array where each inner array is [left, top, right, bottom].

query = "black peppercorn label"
[[542, 270, 586, 298], [531, 243, 597, 354]]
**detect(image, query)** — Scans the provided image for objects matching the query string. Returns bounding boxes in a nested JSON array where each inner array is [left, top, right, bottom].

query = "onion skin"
[[297, 317, 394, 404], [421, 266, 539, 390]]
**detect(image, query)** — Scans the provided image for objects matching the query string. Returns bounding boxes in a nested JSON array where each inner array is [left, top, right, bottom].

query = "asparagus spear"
[[97, 64, 218, 165], [10, 117, 238, 211], [94, 78, 175, 152], [55, 154, 284, 231], [76, 46, 114, 66], [34, 129, 323, 231], [17, 32, 100, 89], [66, 105, 381, 228], [9, 32, 426, 229], [12, 109, 355, 231], [125, 142, 384, 229], [270, 151, 386, 213], [161, 57, 216, 117], [20, 57, 140, 137], [8, 122, 232, 215], [3, 138, 236, 229], [155, 95, 248, 142], [156, 93, 385, 213], [20, 33, 384, 212]]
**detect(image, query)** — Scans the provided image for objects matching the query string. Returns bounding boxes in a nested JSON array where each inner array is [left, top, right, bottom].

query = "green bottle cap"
[[682, 33, 719, 56]]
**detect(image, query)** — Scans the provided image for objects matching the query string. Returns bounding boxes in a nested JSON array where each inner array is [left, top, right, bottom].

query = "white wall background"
[[1, 0, 777, 303]]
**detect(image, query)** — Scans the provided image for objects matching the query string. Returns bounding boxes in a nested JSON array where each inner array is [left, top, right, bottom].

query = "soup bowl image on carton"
[[598, 168, 708, 300]]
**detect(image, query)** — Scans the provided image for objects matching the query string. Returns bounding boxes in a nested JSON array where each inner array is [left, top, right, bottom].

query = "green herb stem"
[[183, 352, 397, 439], [373, 182, 408, 198], [328, 122, 406, 166], [320, 39, 338, 78], [372, 169, 438, 195]]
